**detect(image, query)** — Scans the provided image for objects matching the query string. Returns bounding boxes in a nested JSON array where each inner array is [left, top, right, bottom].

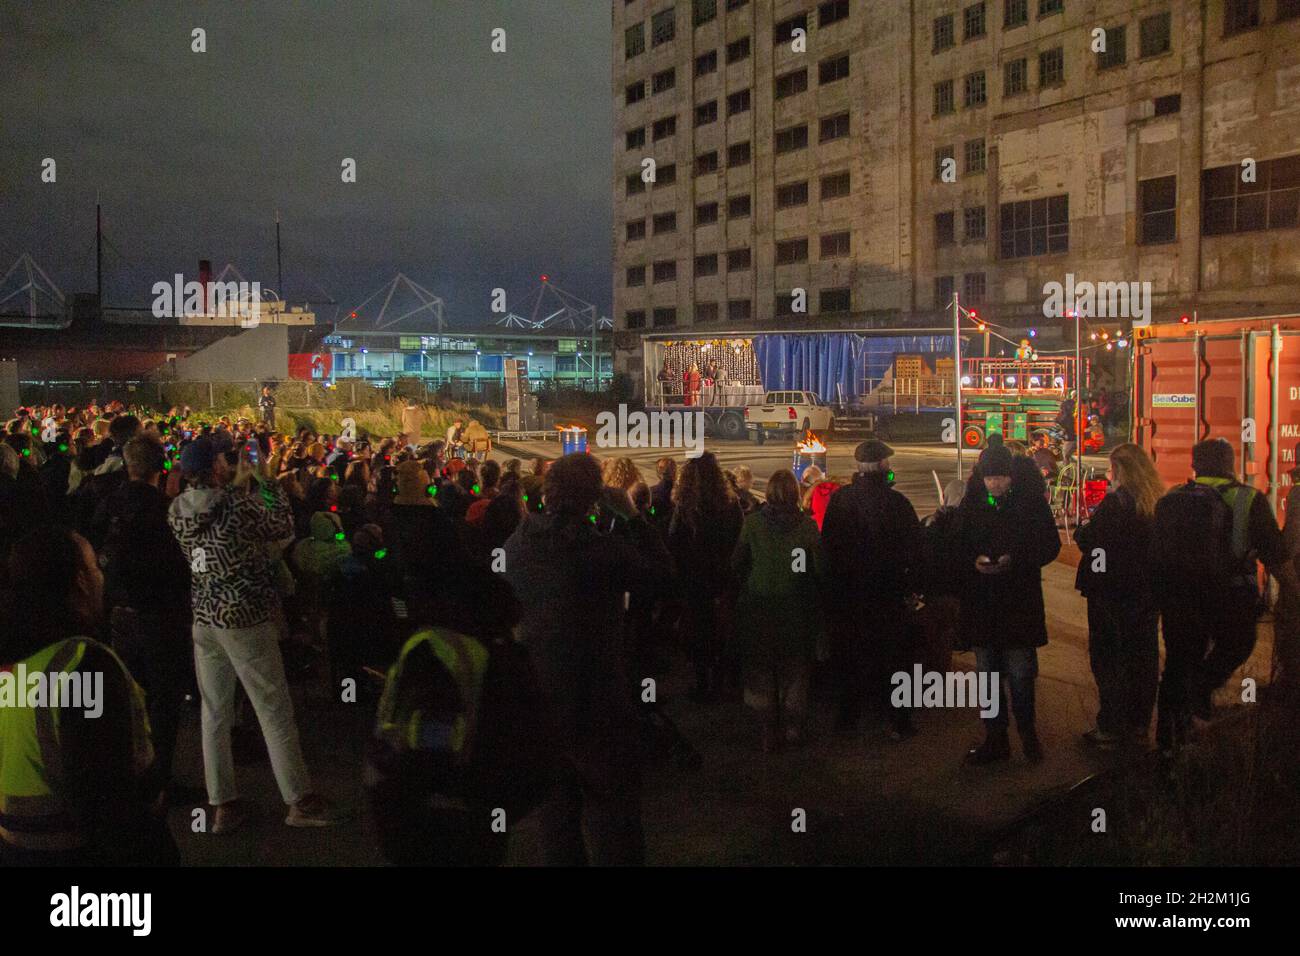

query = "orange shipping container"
[[1134, 315, 1300, 520]]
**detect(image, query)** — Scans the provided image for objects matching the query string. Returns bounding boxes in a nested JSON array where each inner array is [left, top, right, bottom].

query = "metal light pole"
[[1075, 304, 1084, 527], [953, 291, 964, 480]]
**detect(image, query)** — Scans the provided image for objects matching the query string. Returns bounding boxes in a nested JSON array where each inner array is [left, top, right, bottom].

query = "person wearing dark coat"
[[820, 439, 923, 739], [649, 457, 676, 530], [667, 452, 744, 701], [1072, 444, 1160, 748], [955, 442, 1061, 764], [503, 453, 672, 865], [1149, 438, 1294, 753]]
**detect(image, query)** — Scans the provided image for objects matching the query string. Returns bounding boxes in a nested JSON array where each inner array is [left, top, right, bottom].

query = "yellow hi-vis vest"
[[0, 638, 153, 852], [374, 628, 490, 764]]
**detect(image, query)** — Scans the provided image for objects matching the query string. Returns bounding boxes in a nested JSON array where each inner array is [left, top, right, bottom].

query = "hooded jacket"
[[167, 479, 294, 629], [292, 511, 352, 581], [953, 465, 1061, 649]]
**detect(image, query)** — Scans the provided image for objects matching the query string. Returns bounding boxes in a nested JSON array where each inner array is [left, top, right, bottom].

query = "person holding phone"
[[168, 435, 339, 833], [955, 442, 1061, 766]]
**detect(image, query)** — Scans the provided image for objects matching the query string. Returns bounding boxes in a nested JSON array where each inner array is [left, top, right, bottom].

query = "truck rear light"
[[743, 407, 748, 419], [788, 407, 797, 419]]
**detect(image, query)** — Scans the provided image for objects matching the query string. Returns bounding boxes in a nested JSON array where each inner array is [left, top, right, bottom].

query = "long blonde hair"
[[603, 456, 641, 491], [1109, 442, 1164, 518]]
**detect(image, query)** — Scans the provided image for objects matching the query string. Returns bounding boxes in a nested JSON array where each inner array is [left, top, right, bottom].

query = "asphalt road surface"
[[494, 436, 1108, 515]]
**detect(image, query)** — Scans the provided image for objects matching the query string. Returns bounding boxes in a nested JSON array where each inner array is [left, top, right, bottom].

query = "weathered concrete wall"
[[612, 0, 1300, 386], [170, 323, 288, 382]]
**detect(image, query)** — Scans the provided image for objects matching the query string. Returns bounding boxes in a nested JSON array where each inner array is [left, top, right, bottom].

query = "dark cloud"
[[0, 0, 612, 326]]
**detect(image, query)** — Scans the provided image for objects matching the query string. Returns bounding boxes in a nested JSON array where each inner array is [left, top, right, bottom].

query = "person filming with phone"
[[168, 434, 339, 833]]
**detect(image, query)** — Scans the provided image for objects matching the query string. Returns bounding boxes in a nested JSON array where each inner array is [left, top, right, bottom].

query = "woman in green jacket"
[[731, 469, 824, 752]]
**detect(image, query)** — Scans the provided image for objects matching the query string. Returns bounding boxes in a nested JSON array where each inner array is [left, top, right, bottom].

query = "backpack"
[[1153, 480, 1253, 587], [364, 628, 556, 864]]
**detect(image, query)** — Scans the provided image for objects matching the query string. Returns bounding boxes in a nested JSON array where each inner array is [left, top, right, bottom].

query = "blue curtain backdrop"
[[751, 334, 955, 403]]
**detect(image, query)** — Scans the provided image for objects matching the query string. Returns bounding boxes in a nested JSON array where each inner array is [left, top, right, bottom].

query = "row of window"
[[934, 139, 987, 178], [626, 0, 851, 62], [630, 104, 853, 152], [935, 273, 988, 309], [933, 47, 1062, 114], [932, 0, 1062, 54], [626, 173, 851, 243], [932, 157, 1298, 256], [935, 207, 989, 245], [624, 112, 853, 194], [627, 232, 854, 284], [1224, 0, 1300, 35], [927, 195, 1074, 261], [626, 170, 852, 220], [624, 287, 853, 330], [625, 50, 850, 107], [1092, 14, 1174, 71]]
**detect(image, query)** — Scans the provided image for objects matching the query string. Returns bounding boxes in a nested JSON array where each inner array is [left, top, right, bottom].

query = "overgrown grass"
[[202, 400, 502, 441], [989, 697, 1299, 865]]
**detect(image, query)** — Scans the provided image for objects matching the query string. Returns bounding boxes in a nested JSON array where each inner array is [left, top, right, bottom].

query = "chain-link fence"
[[19, 378, 397, 411], [18, 374, 618, 413]]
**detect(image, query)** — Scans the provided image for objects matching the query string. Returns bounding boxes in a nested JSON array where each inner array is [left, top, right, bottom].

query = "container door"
[[1140, 336, 1205, 487], [1250, 330, 1300, 513]]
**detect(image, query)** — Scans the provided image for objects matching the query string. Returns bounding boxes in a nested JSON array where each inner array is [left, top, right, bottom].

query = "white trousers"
[[192, 619, 311, 806]]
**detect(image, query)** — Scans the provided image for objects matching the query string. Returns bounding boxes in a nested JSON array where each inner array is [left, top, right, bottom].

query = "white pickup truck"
[[743, 390, 834, 443]]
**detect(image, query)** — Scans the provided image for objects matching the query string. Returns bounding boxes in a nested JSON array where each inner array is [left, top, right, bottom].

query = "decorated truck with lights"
[[958, 355, 1080, 449]]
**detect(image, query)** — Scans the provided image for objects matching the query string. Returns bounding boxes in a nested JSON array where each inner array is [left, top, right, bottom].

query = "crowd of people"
[[0, 398, 1295, 866]]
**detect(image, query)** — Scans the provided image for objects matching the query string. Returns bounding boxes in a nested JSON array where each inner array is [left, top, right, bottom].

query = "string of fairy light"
[[954, 305, 1142, 358]]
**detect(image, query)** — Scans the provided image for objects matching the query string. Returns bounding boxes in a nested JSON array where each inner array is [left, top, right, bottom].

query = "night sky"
[[0, 0, 613, 326]]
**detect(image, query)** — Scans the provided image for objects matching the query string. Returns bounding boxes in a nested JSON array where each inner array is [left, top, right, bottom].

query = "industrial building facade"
[[610, 0, 1300, 395]]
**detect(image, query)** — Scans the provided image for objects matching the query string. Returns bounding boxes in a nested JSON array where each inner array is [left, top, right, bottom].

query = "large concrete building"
[[610, 0, 1300, 395]]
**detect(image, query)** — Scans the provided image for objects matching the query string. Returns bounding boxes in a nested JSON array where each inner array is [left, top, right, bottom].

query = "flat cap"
[[854, 439, 895, 464]]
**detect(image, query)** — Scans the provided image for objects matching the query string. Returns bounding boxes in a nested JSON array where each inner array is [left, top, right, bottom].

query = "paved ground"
[[165, 439, 1272, 865], [492, 435, 1108, 517]]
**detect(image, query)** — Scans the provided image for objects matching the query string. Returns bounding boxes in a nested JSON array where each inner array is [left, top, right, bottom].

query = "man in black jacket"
[[503, 452, 673, 865], [956, 443, 1061, 764], [1150, 438, 1293, 753], [101, 435, 193, 801], [821, 439, 923, 739]]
